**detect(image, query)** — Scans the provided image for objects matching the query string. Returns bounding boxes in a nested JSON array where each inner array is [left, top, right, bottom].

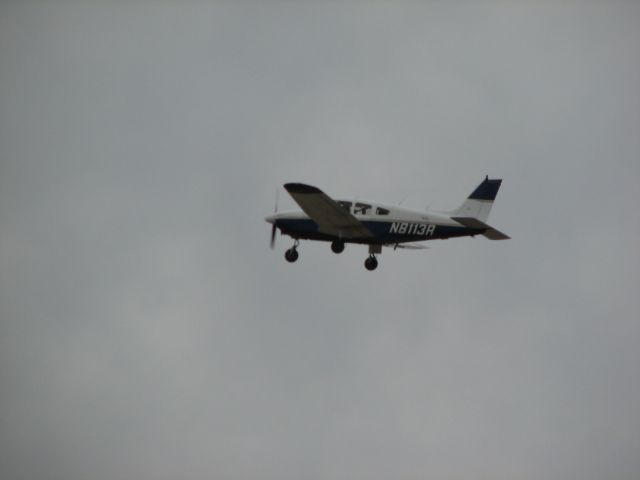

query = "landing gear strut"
[[331, 241, 345, 254], [364, 255, 378, 271], [285, 240, 300, 263]]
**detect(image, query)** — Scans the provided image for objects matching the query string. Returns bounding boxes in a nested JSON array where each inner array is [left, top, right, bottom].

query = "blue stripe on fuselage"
[[276, 218, 478, 244]]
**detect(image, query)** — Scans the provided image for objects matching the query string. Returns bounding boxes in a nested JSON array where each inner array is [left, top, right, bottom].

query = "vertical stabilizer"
[[451, 176, 502, 222]]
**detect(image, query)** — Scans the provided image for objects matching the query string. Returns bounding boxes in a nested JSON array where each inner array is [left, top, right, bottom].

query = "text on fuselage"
[[389, 222, 436, 236]]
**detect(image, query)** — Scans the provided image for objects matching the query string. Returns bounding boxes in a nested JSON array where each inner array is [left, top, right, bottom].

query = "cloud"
[[1, 2, 639, 479]]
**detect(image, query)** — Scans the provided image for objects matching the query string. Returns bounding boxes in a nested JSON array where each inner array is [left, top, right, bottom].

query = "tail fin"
[[451, 176, 502, 222]]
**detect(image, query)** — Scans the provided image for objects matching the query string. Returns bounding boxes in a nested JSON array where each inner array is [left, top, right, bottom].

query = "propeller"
[[269, 189, 279, 249]]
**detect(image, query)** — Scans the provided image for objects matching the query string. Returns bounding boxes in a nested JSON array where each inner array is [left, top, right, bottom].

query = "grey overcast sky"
[[1, 2, 639, 479]]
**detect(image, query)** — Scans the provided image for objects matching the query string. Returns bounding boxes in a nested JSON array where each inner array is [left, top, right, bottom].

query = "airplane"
[[265, 176, 509, 271]]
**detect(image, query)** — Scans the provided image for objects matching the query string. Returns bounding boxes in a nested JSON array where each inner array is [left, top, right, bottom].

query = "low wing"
[[284, 183, 374, 238], [451, 216, 511, 240]]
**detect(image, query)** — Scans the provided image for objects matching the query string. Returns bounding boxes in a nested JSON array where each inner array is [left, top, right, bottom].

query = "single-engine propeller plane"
[[265, 176, 509, 271]]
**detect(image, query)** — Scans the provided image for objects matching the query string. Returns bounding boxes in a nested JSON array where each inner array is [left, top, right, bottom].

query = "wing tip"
[[284, 183, 322, 194]]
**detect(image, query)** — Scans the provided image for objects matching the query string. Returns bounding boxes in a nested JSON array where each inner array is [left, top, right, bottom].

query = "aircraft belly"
[[277, 218, 475, 243], [362, 221, 473, 243]]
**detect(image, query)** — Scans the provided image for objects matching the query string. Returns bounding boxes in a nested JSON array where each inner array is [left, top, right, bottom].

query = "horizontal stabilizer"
[[451, 217, 511, 240]]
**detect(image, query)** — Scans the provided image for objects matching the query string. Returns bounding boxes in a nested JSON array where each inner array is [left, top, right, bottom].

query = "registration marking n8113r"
[[389, 222, 436, 236]]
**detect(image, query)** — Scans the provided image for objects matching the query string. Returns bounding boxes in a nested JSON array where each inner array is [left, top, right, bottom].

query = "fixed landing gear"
[[364, 244, 381, 271], [285, 248, 298, 262], [364, 255, 378, 271], [331, 241, 345, 254], [285, 240, 300, 263], [281, 239, 380, 270]]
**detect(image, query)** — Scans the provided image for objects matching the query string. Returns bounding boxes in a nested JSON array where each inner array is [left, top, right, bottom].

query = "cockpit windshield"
[[337, 200, 352, 212], [354, 202, 372, 215]]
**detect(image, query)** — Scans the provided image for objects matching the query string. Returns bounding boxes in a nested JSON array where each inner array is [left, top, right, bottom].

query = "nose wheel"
[[364, 255, 378, 271], [285, 240, 300, 263]]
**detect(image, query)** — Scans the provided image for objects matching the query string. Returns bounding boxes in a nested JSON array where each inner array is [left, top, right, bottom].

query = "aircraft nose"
[[264, 214, 276, 224]]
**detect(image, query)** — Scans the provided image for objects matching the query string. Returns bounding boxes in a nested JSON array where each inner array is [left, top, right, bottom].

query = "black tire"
[[331, 241, 345, 254], [285, 248, 299, 263], [364, 256, 378, 271]]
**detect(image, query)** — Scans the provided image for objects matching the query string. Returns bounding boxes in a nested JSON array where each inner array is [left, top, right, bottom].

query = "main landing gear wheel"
[[364, 255, 378, 271], [331, 241, 345, 254]]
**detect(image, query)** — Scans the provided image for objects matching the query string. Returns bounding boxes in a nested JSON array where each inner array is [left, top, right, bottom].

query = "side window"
[[376, 207, 390, 216], [337, 201, 352, 212], [354, 202, 372, 215]]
